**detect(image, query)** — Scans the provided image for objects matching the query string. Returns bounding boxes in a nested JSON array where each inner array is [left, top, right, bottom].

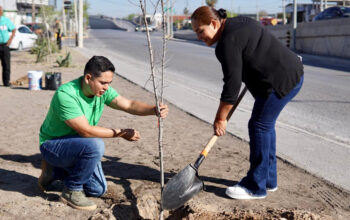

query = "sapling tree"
[[137, 0, 168, 219]]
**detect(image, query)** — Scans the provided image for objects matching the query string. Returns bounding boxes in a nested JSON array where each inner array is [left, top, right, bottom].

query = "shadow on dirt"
[[0, 153, 237, 219], [102, 155, 237, 219], [0, 153, 41, 169], [0, 167, 59, 201]]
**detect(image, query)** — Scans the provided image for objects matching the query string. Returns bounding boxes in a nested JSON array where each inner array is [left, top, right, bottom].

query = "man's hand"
[[155, 103, 169, 118], [117, 129, 140, 141], [214, 119, 227, 136]]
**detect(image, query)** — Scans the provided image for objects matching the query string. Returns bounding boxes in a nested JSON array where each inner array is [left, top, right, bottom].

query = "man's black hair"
[[84, 56, 115, 78]]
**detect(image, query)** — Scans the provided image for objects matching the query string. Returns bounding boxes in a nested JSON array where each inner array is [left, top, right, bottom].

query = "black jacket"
[[215, 16, 304, 104]]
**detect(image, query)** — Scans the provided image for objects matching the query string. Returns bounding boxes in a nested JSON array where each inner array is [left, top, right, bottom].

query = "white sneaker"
[[225, 185, 266, 200], [267, 186, 278, 192]]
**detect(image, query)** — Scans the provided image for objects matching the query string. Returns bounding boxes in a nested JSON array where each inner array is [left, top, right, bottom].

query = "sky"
[[85, 0, 314, 18]]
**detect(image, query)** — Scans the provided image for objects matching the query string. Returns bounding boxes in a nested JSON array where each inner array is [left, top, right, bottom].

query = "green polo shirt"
[[0, 16, 15, 44], [39, 76, 119, 145]]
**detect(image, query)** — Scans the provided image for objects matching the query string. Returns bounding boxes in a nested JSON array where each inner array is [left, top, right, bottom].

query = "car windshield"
[[340, 7, 350, 14]]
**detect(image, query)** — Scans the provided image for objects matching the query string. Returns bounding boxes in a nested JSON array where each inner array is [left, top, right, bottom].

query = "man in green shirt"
[[38, 56, 168, 210], [0, 6, 16, 87]]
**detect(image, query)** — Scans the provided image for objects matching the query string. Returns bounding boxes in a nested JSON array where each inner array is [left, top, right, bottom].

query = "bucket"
[[27, 71, 42, 90], [45, 72, 62, 90]]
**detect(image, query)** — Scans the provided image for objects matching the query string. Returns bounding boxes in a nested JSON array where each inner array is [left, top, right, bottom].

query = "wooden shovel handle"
[[193, 86, 248, 169], [202, 86, 247, 156]]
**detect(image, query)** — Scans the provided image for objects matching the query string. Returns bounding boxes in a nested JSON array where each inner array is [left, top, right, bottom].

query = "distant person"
[[54, 18, 62, 50], [38, 56, 169, 210], [191, 6, 304, 199], [0, 6, 16, 87]]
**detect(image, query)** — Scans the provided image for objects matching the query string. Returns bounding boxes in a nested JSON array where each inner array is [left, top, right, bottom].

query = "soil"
[[0, 48, 349, 220]]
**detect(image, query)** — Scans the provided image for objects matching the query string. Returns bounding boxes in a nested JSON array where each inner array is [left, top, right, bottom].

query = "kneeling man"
[[38, 56, 168, 210]]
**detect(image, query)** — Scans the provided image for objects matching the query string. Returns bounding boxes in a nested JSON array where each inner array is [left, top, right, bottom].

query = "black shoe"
[[3, 83, 11, 87]]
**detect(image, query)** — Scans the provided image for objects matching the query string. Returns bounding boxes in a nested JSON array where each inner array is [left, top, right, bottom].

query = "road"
[[78, 18, 350, 191]]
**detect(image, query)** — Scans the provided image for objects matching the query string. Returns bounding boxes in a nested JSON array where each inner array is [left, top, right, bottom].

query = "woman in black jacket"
[[191, 6, 304, 199]]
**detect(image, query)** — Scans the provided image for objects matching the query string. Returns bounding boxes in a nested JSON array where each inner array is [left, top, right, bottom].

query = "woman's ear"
[[211, 19, 221, 30]]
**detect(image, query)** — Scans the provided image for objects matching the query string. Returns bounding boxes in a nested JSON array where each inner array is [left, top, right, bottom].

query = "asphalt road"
[[80, 18, 350, 191]]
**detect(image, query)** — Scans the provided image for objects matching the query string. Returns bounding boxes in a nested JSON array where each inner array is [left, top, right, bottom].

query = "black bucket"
[[45, 72, 62, 90]]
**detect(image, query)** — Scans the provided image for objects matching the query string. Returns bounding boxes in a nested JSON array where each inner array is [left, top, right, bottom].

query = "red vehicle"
[[260, 17, 278, 26]]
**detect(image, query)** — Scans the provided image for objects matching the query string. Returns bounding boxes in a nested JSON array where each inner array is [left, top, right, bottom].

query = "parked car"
[[260, 17, 278, 26], [24, 22, 43, 35], [9, 25, 38, 51], [313, 6, 350, 21], [135, 25, 153, 32]]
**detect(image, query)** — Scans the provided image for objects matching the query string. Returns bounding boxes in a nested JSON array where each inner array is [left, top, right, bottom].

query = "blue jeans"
[[239, 75, 304, 196], [40, 136, 107, 197]]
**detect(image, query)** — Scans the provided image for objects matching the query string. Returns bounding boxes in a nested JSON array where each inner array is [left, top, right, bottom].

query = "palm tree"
[[206, 0, 218, 7]]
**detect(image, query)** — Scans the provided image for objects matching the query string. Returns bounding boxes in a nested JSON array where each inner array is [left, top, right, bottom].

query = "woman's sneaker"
[[60, 187, 97, 211], [225, 184, 266, 200], [267, 186, 278, 192]]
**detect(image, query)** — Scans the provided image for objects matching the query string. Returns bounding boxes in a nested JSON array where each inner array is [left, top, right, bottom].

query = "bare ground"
[[0, 49, 349, 220]]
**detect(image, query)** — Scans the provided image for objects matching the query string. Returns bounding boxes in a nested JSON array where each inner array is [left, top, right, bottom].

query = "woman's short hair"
[[191, 6, 227, 25]]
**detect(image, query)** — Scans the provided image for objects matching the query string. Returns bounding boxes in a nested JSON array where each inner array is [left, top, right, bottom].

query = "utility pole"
[[170, 0, 174, 38], [166, 0, 170, 37], [78, 0, 83, 47], [292, 0, 297, 50], [62, 0, 67, 36], [74, 0, 78, 46], [256, 0, 259, 21], [32, 0, 36, 23], [282, 0, 286, 24], [320, 0, 324, 11]]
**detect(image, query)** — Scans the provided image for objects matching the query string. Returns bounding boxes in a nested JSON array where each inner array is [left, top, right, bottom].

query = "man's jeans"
[[239, 75, 304, 196], [40, 136, 107, 197]]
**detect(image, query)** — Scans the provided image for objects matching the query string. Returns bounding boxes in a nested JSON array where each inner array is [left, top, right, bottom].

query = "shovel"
[[161, 86, 248, 210]]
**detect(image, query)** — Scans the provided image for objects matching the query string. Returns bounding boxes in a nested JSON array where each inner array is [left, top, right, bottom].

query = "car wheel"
[[18, 42, 23, 51]]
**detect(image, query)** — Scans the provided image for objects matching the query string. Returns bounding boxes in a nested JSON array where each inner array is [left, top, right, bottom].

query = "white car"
[[135, 25, 153, 32], [9, 25, 38, 50]]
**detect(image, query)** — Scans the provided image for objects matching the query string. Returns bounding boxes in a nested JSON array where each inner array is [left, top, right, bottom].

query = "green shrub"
[[56, 52, 72, 67], [31, 38, 58, 63]]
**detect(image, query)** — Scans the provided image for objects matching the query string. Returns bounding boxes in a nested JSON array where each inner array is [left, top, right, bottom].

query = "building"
[[16, 0, 50, 24], [0, 0, 18, 25], [1, 0, 53, 26]]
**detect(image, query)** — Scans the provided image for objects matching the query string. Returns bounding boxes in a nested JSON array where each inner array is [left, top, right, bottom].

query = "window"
[[18, 27, 32, 34]]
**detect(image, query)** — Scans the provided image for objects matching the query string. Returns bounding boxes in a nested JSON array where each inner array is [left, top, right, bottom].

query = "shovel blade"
[[162, 164, 204, 210]]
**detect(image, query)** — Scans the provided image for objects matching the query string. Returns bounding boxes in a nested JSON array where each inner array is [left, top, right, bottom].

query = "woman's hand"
[[155, 103, 169, 118], [214, 119, 227, 136]]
